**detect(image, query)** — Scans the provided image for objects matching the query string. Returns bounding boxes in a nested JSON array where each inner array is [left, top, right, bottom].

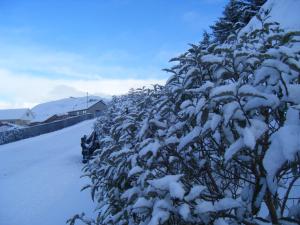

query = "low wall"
[[0, 113, 94, 145]]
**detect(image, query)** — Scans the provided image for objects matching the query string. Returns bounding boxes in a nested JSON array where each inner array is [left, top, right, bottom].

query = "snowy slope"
[[0, 119, 96, 225], [240, 0, 300, 35]]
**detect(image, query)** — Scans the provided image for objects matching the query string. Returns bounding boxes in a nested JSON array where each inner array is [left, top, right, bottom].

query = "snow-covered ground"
[[0, 119, 96, 225]]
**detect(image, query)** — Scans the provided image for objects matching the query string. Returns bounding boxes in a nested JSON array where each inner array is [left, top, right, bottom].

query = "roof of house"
[[31, 96, 105, 123], [0, 108, 33, 121]]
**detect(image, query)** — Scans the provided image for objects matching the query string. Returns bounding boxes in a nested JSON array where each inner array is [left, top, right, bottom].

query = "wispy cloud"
[[0, 69, 166, 109], [0, 41, 168, 80], [0, 38, 170, 108], [0, 0, 228, 109]]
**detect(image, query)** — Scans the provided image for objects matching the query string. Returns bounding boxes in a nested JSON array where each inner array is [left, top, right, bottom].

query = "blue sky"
[[0, 0, 227, 108]]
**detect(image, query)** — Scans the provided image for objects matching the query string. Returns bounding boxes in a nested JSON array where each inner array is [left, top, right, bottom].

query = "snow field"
[[0, 119, 96, 225]]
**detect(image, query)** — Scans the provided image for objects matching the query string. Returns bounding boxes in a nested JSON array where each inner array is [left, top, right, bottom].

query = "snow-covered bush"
[[211, 0, 266, 43], [0, 128, 24, 145], [70, 12, 300, 225]]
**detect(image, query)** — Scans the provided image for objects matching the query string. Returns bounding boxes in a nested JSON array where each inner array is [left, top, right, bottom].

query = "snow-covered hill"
[[0, 120, 96, 225]]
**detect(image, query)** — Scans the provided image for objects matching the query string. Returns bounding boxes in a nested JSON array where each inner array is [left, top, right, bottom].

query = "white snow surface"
[[263, 108, 300, 180], [184, 185, 206, 201], [31, 96, 104, 122], [196, 198, 241, 214], [241, 0, 300, 35], [148, 175, 185, 199], [0, 119, 96, 225], [178, 203, 190, 220]]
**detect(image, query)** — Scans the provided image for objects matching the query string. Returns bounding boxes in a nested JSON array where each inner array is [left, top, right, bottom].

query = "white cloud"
[[0, 36, 170, 109], [0, 42, 167, 80], [48, 85, 86, 99], [0, 69, 166, 109]]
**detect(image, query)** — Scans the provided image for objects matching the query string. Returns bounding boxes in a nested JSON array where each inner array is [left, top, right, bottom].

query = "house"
[[0, 108, 34, 126], [68, 99, 106, 117], [30, 96, 107, 125]]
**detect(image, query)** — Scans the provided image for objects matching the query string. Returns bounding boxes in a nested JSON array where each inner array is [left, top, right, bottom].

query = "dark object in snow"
[[81, 131, 99, 163]]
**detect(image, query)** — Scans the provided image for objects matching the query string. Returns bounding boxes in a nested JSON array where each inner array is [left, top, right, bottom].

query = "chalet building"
[[30, 96, 107, 125], [68, 99, 106, 117], [0, 108, 34, 125], [42, 114, 70, 123]]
